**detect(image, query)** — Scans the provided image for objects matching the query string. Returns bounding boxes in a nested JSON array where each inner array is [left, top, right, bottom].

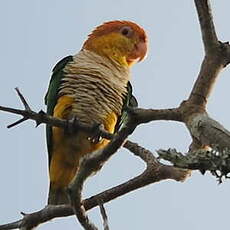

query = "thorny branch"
[[1, 0, 230, 229], [0, 92, 181, 131], [0, 88, 114, 140], [0, 89, 188, 230], [0, 142, 189, 230]]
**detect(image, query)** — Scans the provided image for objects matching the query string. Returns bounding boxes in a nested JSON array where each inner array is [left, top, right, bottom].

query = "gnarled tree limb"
[[0, 142, 189, 230], [1, 0, 230, 229]]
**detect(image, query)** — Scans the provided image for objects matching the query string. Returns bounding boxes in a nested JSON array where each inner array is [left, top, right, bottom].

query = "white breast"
[[58, 49, 131, 125]]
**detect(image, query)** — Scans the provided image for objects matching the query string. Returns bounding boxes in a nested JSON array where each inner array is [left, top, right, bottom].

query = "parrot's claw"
[[65, 116, 80, 134], [125, 106, 137, 115], [88, 122, 104, 143]]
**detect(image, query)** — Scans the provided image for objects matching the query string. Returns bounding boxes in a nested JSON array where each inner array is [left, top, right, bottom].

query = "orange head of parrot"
[[83, 20, 148, 67]]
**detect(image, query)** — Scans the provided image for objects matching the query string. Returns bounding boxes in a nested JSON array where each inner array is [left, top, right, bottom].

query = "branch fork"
[[1, 0, 230, 229]]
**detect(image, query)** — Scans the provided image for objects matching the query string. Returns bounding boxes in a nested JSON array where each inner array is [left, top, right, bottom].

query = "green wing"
[[45, 55, 73, 165], [114, 82, 138, 132]]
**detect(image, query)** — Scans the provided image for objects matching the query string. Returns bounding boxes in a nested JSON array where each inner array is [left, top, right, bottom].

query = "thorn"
[[20, 211, 27, 216], [199, 169, 206, 175], [36, 110, 46, 127], [38, 110, 46, 115], [7, 117, 28, 128], [223, 41, 229, 45], [15, 87, 31, 111], [218, 178, 223, 184], [36, 122, 41, 127]]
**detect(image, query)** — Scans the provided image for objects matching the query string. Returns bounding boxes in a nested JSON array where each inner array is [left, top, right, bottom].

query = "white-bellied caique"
[[45, 20, 148, 204]]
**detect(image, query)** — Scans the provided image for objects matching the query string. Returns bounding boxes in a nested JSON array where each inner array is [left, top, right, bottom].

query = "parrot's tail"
[[48, 184, 69, 205]]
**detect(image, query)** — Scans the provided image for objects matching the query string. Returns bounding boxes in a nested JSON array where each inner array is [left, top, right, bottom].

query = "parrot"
[[45, 20, 148, 205]]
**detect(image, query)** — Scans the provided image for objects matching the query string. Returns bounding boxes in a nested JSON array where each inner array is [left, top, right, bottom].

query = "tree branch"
[[1, 1, 230, 229], [98, 202, 110, 230], [158, 147, 230, 183], [0, 142, 190, 230], [194, 0, 218, 52], [127, 107, 182, 124], [0, 100, 182, 130], [186, 113, 230, 150], [187, 0, 230, 106], [67, 114, 138, 229]]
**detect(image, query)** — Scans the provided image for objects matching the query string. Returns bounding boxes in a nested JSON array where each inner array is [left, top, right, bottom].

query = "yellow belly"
[[49, 95, 118, 189]]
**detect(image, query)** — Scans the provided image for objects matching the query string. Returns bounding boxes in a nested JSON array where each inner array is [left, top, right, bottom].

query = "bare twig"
[[7, 117, 28, 129], [194, 0, 218, 53], [177, 0, 230, 154], [0, 88, 114, 141], [0, 220, 22, 230], [0, 105, 182, 130], [15, 88, 31, 111], [124, 140, 158, 166], [0, 142, 190, 230], [6, 88, 32, 128], [186, 55, 223, 107], [186, 0, 230, 106], [98, 201, 110, 230], [1, 1, 230, 229], [68, 158, 98, 230], [68, 117, 137, 230], [127, 107, 182, 124]]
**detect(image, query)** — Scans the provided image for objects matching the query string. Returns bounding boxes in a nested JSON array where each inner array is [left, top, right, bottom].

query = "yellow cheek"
[[88, 33, 135, 67]]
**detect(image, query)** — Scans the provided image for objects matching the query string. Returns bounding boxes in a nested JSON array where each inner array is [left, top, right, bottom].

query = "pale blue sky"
[[1, 1, 230, 229]]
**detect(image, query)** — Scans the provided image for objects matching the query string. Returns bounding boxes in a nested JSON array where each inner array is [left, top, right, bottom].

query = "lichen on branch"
[[158, 147, 230, 183]]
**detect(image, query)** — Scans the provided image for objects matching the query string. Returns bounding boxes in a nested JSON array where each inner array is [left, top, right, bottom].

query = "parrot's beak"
[[136, 40, 148, 62], [127, 40, 148, 65]]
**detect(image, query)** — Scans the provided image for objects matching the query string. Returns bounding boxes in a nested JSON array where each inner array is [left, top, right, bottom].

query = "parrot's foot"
[[125, 105, 137, 115], [65, 116, 80, 134], [88, 122, 104, 143]]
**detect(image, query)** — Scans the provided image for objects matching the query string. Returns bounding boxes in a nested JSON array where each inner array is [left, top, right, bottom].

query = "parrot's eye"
[[120, 26, 133, 37]]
